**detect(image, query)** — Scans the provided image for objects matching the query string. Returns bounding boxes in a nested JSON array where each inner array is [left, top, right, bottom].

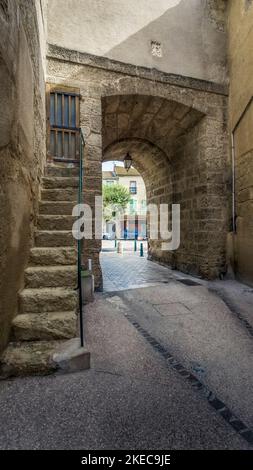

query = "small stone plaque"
[[151, 41, 162, 58]]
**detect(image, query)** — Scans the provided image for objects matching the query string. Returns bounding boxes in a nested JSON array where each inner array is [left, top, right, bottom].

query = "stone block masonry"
[[0, 0, 47, 353], [47, 45, 229, 289]]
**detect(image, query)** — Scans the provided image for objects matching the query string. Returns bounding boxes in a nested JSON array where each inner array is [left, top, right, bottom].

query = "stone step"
[[45, 166, 79, 178], [29, 247, 77, 266], [25, 266, 77, 288], [35, 230, 76, 247], [0, 340, 62, 376], [12, 312, 77, 341], [19, 288, 77, 314], [0, 338, 90, 377], [38, 215, 76, 231], [42, 176, 79, 189], [39, 201, 75, 215], [41, 188, 77, 202]]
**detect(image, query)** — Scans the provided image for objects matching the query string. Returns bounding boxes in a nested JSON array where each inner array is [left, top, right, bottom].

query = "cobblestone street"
[[101, 246, 176, 292]]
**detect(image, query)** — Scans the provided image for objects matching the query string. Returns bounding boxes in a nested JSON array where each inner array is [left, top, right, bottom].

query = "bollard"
[[140, 242, 144, 257], [117, 241, 123, 254], [81, 270, 94, 304], [134, 239, 137, 252]]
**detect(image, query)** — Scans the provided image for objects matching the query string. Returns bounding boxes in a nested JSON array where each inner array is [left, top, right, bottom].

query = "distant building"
[[103, 165, 147, 239]]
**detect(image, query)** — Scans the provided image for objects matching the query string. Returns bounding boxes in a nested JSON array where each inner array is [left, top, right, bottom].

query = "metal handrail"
[[78, 128, 85, 347]]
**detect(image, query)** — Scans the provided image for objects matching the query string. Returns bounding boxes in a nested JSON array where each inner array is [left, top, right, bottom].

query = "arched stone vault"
[[102, 95, 204, 159], [100, 94, 229, 281], [80, 87, 228, 289], [79, 89, 228, 289], [49, 56, 229, 289]]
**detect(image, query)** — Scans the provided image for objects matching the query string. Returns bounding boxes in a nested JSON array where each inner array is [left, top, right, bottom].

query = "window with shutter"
[[129, 181, 137, 194], [46, 85, 80, 162]]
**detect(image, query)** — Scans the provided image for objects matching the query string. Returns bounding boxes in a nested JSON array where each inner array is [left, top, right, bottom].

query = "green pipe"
[[140, 242, 144, 257]]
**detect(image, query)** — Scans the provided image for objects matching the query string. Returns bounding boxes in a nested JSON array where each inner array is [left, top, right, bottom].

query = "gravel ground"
[[0, 292, 250, 450]]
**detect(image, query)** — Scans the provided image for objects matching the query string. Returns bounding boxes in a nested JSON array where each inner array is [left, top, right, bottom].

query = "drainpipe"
[[231, 131, 236, 233]]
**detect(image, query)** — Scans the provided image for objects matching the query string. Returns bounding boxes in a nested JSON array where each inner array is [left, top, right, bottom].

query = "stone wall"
[[0, 0, 47, 352], [171, 115, 229, 278], [47, 0, 227, 85], [227, 0, 253, 285], [47, 47, 229, 287]]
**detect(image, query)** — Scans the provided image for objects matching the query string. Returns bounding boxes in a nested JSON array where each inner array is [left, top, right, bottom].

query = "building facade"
[[0, 0, 253, 374], [103, 165, 147, 239], [227, 1, 253, 285]]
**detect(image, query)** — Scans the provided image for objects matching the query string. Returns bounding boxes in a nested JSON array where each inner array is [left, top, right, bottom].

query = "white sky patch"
[[103, 161, 124, 171]]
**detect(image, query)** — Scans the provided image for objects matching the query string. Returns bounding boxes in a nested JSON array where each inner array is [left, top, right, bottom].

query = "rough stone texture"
[[0, 337, 89, 377], [41, 188, 77, 202], [39, 201, 75, 215], [38, 215, 76, 231], [29, 247, 77, 266], [24, 266, 76, 288], [0, 166, 86, 377], [0, 341, 60, 377], [47, 0, 228, 84], [0, 0, 47, 353], [45, 165, 79, 178], [48, 44, 228, 97], [227, 0, 253, 285], [42, 177, 79, 189], [47, 51, 229, 286], [35, 231, 76, 248], [19, 288, 77, 314], [12, 312, 77, 341]]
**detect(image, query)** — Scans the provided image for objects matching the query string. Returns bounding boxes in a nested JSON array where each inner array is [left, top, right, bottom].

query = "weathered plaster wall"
[[47, 48, 229, 287], [0, 0, 47, 352], [47, 0, 227, 85], [228, 0, 253, 285]]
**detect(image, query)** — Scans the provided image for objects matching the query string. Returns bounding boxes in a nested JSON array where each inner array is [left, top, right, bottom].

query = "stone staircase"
[[0, 165, 88, 377]]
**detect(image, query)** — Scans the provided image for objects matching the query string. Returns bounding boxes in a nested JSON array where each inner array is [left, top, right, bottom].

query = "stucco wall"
[[0, 0, 47, 352], [228, 0, 253, 285], [47, 0, 227, 85], [117, 175, 146, 215]]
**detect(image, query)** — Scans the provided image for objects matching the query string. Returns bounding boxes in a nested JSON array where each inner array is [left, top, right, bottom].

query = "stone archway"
[[99, 93, 228, 284], [103, 138, 173, 267], [49, 53, 230, 290], [81, 92, 228, 289]]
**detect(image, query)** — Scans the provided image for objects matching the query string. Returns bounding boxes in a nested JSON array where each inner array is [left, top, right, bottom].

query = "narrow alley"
[[0, 253, 252, 449]]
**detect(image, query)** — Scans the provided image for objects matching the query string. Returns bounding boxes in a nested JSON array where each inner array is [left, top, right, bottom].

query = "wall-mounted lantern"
[[123, 152, 133, 172]]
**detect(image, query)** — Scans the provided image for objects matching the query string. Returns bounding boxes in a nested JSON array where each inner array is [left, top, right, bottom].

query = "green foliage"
[[103, 184, 131, 222]]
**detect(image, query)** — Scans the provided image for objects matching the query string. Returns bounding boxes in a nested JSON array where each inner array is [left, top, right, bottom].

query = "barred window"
[[47, 85, 80, 162]]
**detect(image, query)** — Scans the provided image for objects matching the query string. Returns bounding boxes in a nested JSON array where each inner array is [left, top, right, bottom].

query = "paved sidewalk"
[[0, 293, 249, 450], [100, 252, 253, 439], [101, 252, 175, 291], [102, 239, 148, 253], [112, 285, 253, 430], [101, 253, 253, 332], [0, 253, 252, 449]]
